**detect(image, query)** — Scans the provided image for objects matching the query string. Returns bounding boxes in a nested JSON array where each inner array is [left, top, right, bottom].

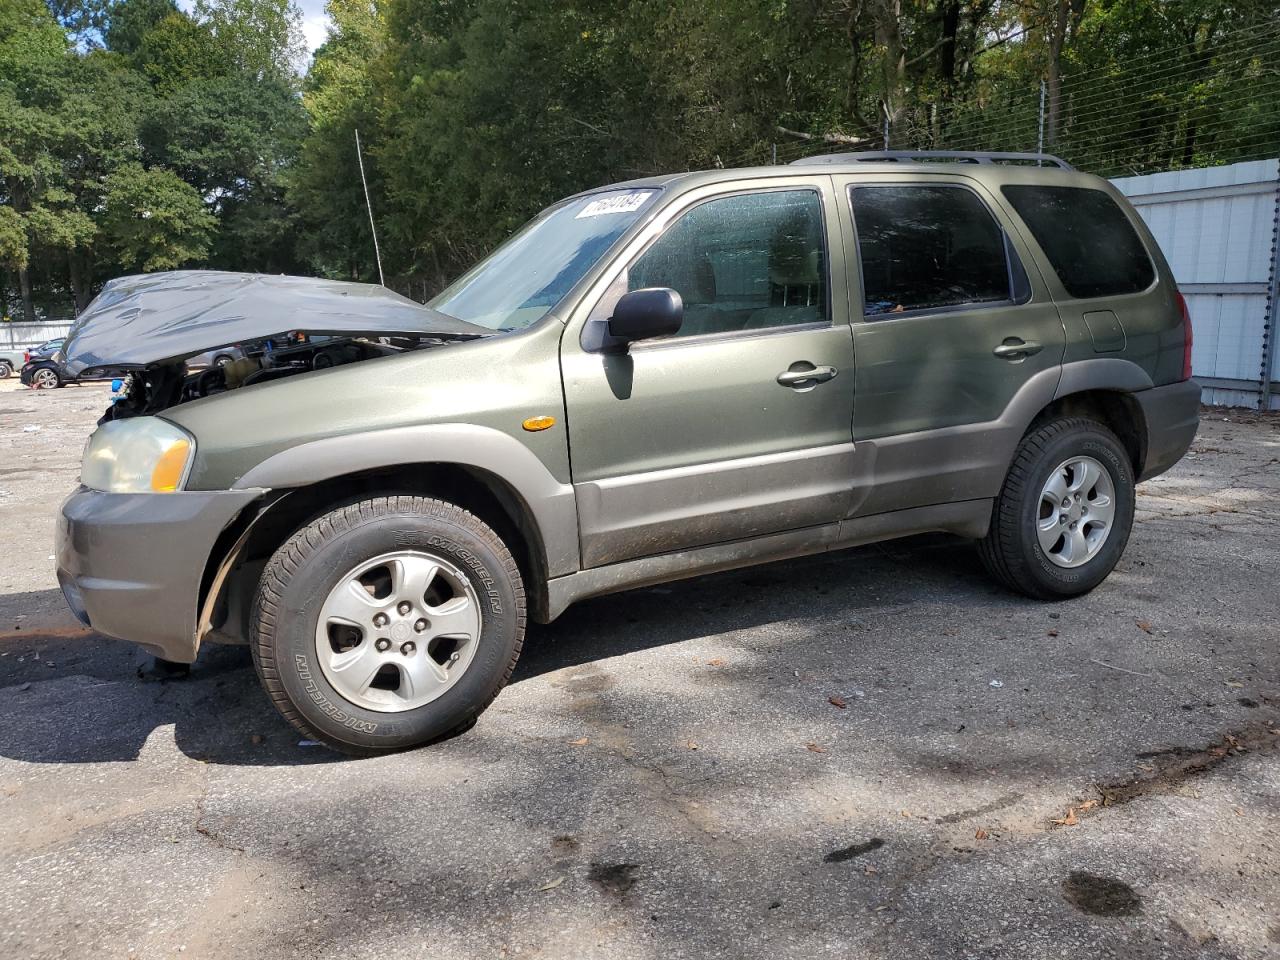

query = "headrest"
[[769, 217, 823, 286]]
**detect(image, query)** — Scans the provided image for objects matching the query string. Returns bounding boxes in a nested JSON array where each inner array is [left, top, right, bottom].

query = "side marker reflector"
[[522, 415, 556, 432]]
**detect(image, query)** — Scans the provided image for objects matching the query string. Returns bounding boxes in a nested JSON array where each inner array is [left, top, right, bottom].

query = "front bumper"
[[1135, 378, 1201, 481], [56, 486, 263, 662]]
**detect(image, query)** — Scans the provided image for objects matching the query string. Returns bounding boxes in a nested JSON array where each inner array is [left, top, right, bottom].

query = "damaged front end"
[[62, 270, 494, 419]]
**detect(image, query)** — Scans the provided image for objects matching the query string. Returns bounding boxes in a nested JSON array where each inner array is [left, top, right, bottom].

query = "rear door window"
[[850, 184, 1029, 317], [1001, 185, 1155, 299]]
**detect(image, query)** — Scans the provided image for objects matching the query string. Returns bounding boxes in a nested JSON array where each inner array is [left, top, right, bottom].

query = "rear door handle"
[[777, 364, 838, 388], [993, 338, 1043, 359]]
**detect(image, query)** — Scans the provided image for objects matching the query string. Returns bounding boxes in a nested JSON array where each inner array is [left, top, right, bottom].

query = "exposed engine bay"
[[58, 270, 496, 423], [103, 334, 453, 421]]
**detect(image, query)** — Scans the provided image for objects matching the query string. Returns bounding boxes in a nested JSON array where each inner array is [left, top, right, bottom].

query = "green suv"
[[56, 151, 1200, 754]]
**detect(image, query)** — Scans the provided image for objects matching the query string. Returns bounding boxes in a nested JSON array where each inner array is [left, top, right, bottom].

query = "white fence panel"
[[1112, 158, 1280, 410], [1, 321, 74, 351]]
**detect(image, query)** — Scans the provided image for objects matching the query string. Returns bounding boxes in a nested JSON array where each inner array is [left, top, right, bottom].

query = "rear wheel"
[[978, 417, 1135, 599], [250, 495, 525, 755], [0, 360, 12, 379], [31, 366, 60, 389]]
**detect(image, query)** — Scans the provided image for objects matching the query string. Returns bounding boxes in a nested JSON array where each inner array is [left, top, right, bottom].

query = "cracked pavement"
[[1, 380, 1278, 959]]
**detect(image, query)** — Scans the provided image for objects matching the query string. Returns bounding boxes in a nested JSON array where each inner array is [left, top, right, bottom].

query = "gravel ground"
[[1, 380, 1278, 960]]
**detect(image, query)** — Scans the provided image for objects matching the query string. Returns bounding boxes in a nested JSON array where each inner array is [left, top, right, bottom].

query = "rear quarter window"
[[1001, 185, 1155, 299]]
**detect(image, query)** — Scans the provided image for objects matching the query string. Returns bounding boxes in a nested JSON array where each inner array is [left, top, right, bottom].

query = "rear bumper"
[[1135, 379, 1201, 481], [56, 486, 262, 662]]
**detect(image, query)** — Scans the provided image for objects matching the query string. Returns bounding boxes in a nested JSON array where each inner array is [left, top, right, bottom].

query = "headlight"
[[81, 417, 195, 493]]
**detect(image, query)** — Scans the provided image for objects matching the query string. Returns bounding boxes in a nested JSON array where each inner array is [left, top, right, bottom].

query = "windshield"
[[429, 188, 660, 331]]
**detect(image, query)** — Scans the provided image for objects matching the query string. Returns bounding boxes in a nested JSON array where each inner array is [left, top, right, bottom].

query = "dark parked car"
[[20, 337, 117, 389], [19, 338, 66, 388]]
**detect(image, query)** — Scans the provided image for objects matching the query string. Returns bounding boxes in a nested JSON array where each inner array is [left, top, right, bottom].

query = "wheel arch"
[[199, 461, 561, 650], [1029, 389, 1148, 476], [199, 425, 579, 646], [1039, 359, 1156, 475]]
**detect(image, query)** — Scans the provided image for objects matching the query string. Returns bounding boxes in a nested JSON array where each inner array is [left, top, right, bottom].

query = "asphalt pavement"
[[1, 380, 1277, 959]]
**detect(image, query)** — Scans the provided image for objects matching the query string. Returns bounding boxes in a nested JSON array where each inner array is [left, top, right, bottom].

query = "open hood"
[[61, 271, 491, 377]]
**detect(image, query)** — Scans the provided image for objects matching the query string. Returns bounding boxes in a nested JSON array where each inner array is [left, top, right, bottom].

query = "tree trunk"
[[874, 0, 905, 146], [69, 252, 89, 314], [1045, 0, 1069, 145], [18, 265, 34, 323], [939, 0, 960, 94]]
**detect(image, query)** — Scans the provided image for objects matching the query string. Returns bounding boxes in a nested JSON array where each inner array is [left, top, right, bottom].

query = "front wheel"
[[0, 360, 12, 379], [250, 495, 526, 755], [978, 417, 1135, 599]]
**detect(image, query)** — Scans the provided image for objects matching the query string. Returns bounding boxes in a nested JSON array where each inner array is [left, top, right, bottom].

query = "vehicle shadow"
[[0, 534, 1003, 767]]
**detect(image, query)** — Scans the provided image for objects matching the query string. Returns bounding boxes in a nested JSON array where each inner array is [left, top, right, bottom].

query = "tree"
[[100, 162, 216, 271], [194, 0, 305, 79], [103, 0, 178, 55], [135, 10, 229, 92], [288, 0, 384, 279]]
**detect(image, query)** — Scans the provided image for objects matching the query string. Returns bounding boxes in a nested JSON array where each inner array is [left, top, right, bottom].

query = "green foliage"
[[286, 0, 382, 279], [6, 0, 1280, 319], [0, 205, 27, 269], [135, 10, 229, 91], [103, 0, 175, 54], [195, 0, 305, 78], [101, 162, 216, 270], [1, 0, 306, 316]]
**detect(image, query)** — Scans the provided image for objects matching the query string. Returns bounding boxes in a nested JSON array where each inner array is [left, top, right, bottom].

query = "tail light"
[[1176, 291, 1193, 381]]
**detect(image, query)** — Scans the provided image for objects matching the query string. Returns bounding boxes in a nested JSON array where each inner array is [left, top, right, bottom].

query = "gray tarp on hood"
[[61, 270, 491, 377]]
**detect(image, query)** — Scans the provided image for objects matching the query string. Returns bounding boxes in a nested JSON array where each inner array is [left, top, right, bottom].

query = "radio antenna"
[[354, 128, 386, 286]]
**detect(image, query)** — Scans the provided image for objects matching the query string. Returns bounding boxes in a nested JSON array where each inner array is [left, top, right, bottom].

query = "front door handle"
[[777, 364, 838, 388], [993, 338, 1043, 359]]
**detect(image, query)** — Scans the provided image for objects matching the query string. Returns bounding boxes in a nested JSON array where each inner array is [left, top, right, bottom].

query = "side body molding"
[[234, 423, 580, 577]]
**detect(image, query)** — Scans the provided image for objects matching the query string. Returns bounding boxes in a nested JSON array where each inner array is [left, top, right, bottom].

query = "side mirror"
[[606, 288, 683, 347]]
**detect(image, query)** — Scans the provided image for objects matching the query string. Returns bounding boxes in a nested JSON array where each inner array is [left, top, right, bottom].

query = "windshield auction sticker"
[[575, 191, 654, 219]]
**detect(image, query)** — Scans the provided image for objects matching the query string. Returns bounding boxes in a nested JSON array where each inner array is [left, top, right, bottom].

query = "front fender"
[[234, 423, 580, 577]]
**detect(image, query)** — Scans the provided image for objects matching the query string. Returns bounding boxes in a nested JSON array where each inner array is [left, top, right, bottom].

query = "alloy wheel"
[[1036, 455, 1116, 568], [315, 550, 481, 712]]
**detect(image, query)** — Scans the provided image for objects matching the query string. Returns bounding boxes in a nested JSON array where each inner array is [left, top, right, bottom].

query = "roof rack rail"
[[791, 150, 1074, 170]]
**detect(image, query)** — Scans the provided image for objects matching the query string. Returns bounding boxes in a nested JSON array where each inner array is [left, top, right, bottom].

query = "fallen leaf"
[[864, 865, 879, 875], [1051, 807, 1079, 826], [1136, 620, 1154, 634], [828, 695, 847, 709], [706, 658, 724, 667], [568, 737, 589, 746], [974, 828, 989, 840], [805, 743, 827, 754], [900, 810, 912, 818], [537, 877, 564, 891], [1047, 628, 1059, 637], [686, 740, 699, 750], [1077, 799, 1099, 813], [1224, 680, 1244, 689]]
